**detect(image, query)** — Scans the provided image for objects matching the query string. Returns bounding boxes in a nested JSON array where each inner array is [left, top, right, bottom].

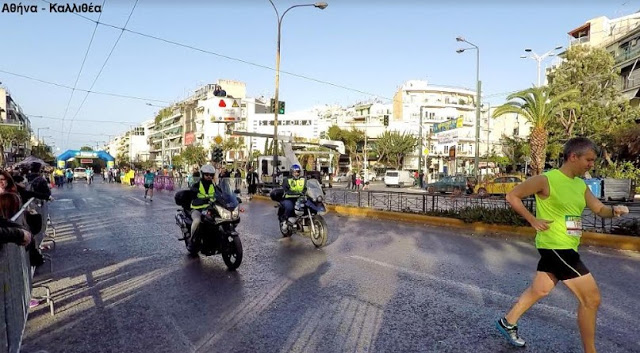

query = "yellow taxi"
[[474, 175, 523, 197]]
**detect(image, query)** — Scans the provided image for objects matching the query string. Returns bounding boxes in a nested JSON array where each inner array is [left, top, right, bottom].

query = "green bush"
[[424, 206, 528, 226], [610, 219, 640, 237]]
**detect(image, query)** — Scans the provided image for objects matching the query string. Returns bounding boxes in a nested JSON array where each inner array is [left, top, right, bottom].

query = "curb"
[[253, 195, 640, 252]]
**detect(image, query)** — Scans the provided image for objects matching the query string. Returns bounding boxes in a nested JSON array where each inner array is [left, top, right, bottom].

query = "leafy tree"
[[547, 45, 640, 160], [373, 130, 417, 169], [171, 154, 184, 170], [181, 145, 207, 167], [611, 123, 640, 164], [0, 126, 29, 167], [326, 125, 364, 169], [80, 146, 93, 151], [31, 144, 55, 162], [116, 152, 130, 168], [154, 107, 173, 125], [499, 135, 530, 172], [493, 87, 578, 175]]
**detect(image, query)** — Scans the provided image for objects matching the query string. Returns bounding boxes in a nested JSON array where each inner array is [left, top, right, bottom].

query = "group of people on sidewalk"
[[0, 162, 53, 268]]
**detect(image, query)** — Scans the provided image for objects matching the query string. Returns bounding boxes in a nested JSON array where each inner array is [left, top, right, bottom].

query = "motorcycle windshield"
[[216, 178, 240, 209], [306, 179, 324, 200]]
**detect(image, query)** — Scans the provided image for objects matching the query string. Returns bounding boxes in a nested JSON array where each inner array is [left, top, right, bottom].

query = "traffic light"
[[278, 101, 285, 114], [212, 147, 224, 163], [269, 98, 276, 113], [383, 115, 389, 127]]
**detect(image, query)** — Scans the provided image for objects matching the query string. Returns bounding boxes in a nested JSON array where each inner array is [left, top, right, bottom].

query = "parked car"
[[334, 173, 348, 182], [384, 170, 414, 187], [73, 167, 87, 180], [474, 175, 523, 197], [426, 175, 477, 194]]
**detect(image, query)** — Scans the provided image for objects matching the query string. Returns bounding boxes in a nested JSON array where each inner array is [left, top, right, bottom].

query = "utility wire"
[[60, 0, 107, 144], [64, 0, 139, 148], [28, 114, 133, 125], [0, 68, 169, 103]]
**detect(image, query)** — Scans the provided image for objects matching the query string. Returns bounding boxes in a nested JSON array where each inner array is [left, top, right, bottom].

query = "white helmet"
[[201, 164, 215, 174]]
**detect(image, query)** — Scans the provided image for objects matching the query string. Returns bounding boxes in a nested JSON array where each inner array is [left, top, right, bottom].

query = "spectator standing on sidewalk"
[[0, 193, 31, 246]]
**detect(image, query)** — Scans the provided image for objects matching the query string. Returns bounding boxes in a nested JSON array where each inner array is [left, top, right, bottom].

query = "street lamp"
[[520, 46, 563, 87], [268, 0, 328, 177], [37, 127, 50, 143], [456, 36, 481, 178]]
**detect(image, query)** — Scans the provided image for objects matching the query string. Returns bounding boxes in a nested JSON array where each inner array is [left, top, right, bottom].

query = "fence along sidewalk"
[[0, 197, 47, 353]]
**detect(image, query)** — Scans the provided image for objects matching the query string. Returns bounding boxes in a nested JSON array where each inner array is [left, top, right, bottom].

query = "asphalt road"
[[22, 181, 640, 353]]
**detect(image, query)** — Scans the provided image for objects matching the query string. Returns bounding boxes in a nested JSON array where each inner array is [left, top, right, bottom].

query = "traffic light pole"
[[419, 106, 423, 181]]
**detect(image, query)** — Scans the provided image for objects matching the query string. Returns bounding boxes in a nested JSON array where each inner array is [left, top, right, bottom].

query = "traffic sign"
[[423, 148, 429, 155], [214, 135, 223, 144], [232, 99, 239, 108]]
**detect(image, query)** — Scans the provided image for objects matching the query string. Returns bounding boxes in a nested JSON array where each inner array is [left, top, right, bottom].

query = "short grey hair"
[[563, 137, 597, 161]]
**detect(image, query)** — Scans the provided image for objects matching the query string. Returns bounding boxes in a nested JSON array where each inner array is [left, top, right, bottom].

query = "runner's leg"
[[563, 273, 600, 353], [505, 271, 558, 325]]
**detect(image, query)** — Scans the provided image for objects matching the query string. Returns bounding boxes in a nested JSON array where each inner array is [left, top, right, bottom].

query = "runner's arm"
[[506, 175, 552, 230], [585, 190, 629, 218]]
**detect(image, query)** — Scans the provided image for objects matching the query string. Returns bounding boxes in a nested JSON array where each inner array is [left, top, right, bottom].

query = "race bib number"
[[565, 215, 582, 237]]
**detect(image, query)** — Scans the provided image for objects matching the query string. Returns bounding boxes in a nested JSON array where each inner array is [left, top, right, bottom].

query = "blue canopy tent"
[[56, 150, 116, 170]]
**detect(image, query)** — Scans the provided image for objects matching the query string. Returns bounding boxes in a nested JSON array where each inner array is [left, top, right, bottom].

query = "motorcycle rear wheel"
[[222, 235, 243, 271], [310, 215, 328, 248]]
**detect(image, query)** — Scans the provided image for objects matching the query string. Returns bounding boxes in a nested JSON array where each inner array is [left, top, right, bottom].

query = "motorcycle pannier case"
[[269, 187, 285, 202], [174, 189, 197, 209]]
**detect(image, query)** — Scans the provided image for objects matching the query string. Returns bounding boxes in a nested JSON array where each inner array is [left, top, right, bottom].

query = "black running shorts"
[[537, 249, 590, 281], [144, 183, 153, 190]]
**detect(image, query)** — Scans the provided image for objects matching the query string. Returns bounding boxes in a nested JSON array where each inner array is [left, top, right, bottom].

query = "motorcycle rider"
[[281, 164, 307, 226], [189, 164, 216, 250]]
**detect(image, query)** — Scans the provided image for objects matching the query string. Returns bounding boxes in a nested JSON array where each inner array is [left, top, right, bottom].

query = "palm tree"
[[493, 86, 578, 175]]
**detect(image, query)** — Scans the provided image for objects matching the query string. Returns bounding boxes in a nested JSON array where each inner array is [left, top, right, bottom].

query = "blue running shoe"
[[496, 317, 526, 347]]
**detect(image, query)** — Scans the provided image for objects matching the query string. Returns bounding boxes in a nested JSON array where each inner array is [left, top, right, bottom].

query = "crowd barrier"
[[0, 198, 54, 353]]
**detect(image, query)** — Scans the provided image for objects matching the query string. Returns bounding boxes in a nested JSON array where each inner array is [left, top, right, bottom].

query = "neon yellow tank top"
[[534, 169, 587, 251]]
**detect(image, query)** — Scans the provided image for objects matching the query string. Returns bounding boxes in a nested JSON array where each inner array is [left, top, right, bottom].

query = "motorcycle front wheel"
[[222, 235, 243, 271], [310, 215, 328, 248]]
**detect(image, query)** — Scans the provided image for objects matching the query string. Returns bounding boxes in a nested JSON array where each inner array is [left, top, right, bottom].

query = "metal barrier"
[[324, 189, 638, 234], [0, 198, 52, 353]]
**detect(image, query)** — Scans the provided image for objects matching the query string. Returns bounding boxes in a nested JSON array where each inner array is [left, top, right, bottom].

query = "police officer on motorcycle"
[[281, 164, 307, 225], [189, 164, 216, 250]]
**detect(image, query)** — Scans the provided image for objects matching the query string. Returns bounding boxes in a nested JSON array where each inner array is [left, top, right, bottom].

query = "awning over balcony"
[[623, 87, 640, 100]]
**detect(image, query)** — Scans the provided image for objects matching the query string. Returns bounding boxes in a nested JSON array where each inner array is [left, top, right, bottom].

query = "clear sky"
[[0, 0, 633, 151]]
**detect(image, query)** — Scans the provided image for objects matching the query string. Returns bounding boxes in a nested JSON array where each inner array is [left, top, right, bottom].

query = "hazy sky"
[[0, 0, 630, 151]]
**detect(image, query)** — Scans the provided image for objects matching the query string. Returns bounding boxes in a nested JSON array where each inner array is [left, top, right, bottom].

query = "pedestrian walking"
[[495, 137, 629, 352], [246, 167, 258, 200]]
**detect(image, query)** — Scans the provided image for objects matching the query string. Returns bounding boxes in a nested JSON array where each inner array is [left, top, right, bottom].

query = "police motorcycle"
[[174, 177, 243, 270], [271, 177, 329, 248]]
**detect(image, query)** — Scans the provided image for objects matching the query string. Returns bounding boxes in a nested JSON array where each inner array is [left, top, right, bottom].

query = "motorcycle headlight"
[[316, 195, 324, 203], [215, 205, 232, 220], [231, 207, 239, 219]]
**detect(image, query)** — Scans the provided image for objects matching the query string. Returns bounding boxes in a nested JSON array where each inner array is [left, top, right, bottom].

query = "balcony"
[[570, 35, 590, 45], [615, 46, 640, 65]]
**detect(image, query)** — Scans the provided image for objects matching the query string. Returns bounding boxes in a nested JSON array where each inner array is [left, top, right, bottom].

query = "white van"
[[384, 170, 414, 187]]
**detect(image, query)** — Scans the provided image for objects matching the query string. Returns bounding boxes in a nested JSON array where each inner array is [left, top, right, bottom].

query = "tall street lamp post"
[[456, 36, 481, 178], [520, 45, 563, 87], [268, 0, 328, 177]]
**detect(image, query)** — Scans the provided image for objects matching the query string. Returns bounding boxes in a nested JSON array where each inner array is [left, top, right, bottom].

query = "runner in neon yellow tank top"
[[495, 137, 629, 353]]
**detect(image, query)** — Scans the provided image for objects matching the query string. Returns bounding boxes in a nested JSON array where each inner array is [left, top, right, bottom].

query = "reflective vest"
[[285, 178, 305, 198], [191, 182, 216, 209]]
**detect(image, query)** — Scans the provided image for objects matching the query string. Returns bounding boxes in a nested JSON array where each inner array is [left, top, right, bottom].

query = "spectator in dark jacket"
[[0, 193, 31, 246], [25, 163, 51, 200], [13, 175, 52, 203]]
